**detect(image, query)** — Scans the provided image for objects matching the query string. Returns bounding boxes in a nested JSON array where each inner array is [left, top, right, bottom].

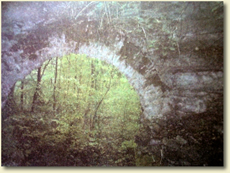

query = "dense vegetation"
[[51, 1, 223, 60], [2, 54, 144, 166]]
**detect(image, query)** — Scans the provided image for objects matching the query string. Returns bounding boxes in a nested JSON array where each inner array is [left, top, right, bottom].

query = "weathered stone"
[[1, 2, 223, 166], [1, 2, 223, 120]]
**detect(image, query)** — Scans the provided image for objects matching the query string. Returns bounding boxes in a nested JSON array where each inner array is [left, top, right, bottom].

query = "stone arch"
[[1, 2, 165, 120], [2, 30, 165, 120], [1, 2, 223, 165], [2, 2, 223, 121]]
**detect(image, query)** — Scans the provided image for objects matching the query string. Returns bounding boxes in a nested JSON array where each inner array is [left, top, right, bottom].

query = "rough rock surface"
[[1, 2, 223, 166]]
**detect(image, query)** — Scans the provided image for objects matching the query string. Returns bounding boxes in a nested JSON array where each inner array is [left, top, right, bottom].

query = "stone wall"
[[1, 2, 223, 165]]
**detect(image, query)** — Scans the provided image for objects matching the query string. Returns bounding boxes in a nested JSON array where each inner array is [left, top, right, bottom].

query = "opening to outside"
[[2, 54, 143, 166]]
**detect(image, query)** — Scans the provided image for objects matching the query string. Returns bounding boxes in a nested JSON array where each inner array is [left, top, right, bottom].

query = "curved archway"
[[4, 54, 142, 166], [2, 2, 223, 120]]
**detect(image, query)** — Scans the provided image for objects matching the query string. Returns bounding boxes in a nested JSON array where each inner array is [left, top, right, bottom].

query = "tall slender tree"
[[31, 67, 41, 112], [31, 59, 51, 112], [53, 57, 58, 111], [20, 80, 24, 111]]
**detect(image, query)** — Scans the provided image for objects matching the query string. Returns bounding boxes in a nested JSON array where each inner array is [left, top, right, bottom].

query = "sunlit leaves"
[[9, 53, 142, 166], [121, 140, 137, 150]]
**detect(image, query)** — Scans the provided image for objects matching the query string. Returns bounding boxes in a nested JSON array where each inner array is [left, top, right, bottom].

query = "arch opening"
[[1, 28, 223, 167], [2, 33, 165, 120], [2, 53, 147, 166]]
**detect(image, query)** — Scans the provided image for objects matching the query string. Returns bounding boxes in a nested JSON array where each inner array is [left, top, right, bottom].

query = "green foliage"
[[121, 140, 137, 150], [2, 54, 142, 166]]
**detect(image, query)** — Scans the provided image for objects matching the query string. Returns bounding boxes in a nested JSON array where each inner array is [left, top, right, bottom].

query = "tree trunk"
[[31, 67, 42, 112], [91, 59, 95, 89], [53, 57, 58, 111], [2, 84, 16, 120], [20, 80, 24, 111], [91, 71, 113, 130]]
